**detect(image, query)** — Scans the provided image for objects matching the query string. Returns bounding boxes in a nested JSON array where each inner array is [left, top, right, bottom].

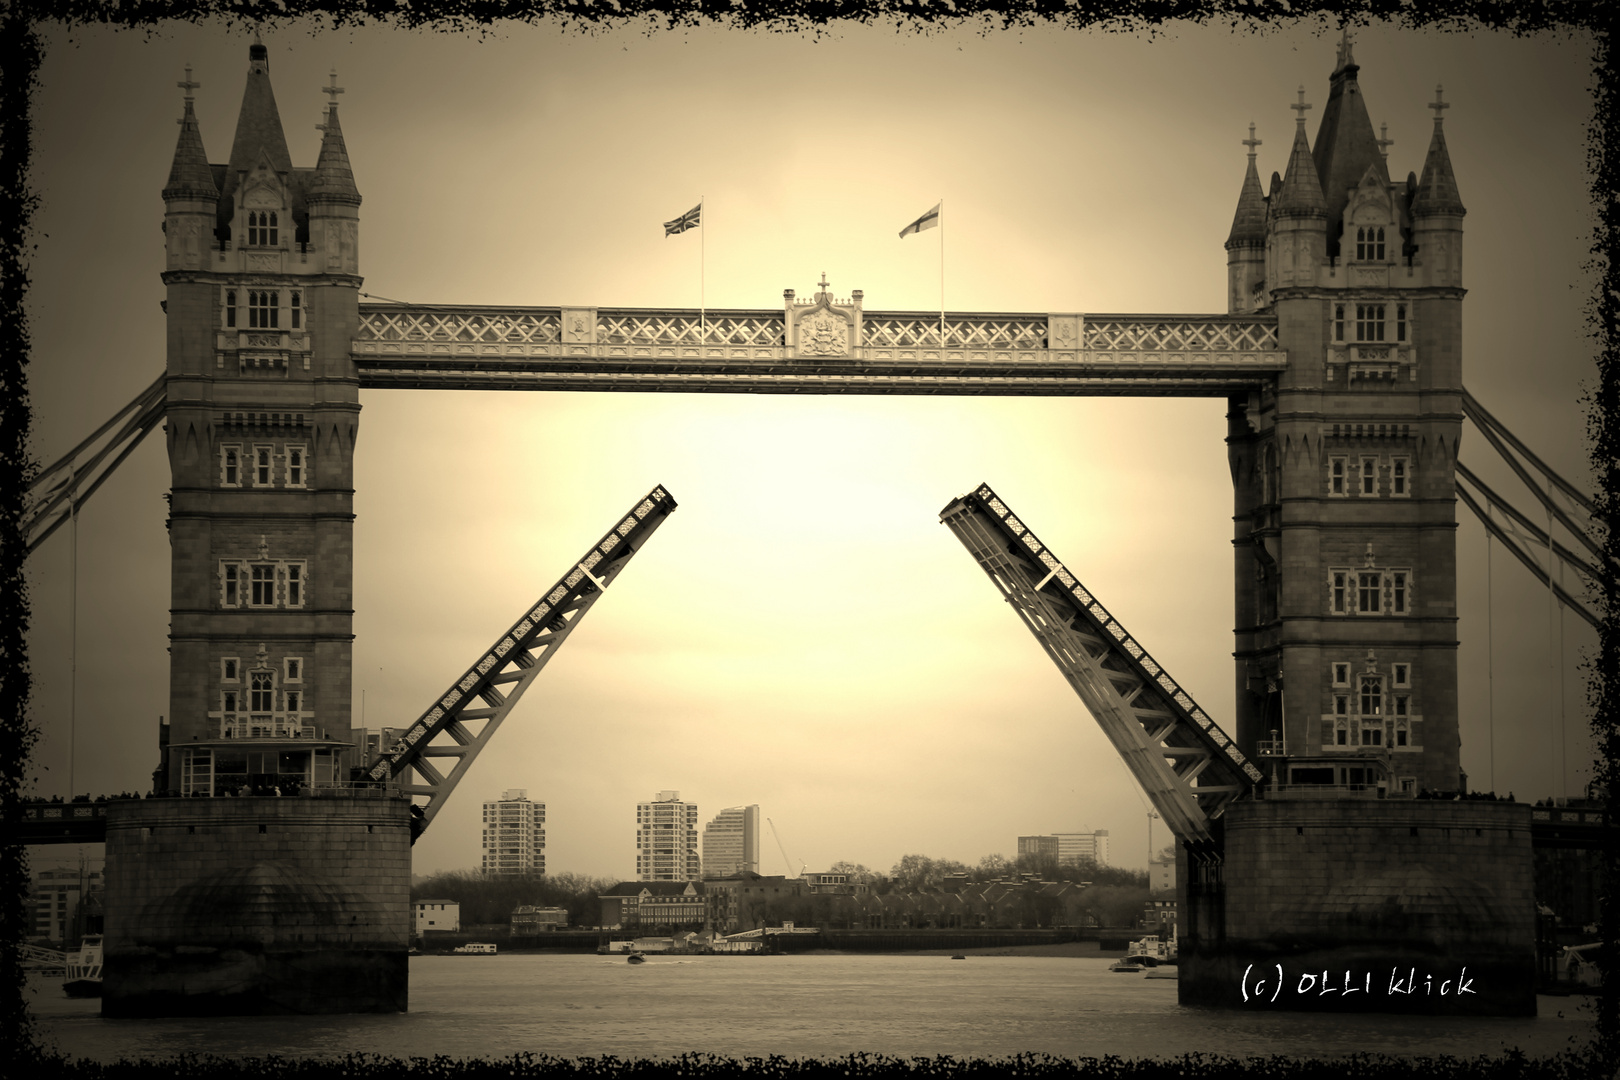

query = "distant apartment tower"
[[1017, 835, 1059, 863], [1053, 829, 1110, 867], [702, 804, 760, 878], [481, 788, 546, 876], [637, 790, 702, 881]]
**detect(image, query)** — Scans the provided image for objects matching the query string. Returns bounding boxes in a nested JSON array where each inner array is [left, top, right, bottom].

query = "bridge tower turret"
[[1228, 40, 1464, 797], [157, 42, 362, 798]]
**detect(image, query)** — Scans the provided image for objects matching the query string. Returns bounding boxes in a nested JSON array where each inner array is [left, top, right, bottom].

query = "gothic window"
[[1395, 713, 1409, 746], [1334, 717, 1348, 746], [253, 445, 273, 486], [1331, 572, 1348, 614], [225, 290, 237, 328], [223, 564, 239, 607], [1392, 572, 1409, 614], [1329, 457, 1347, 496], [1361, 721, 1384, 747], [1360, 456, 1378, 496], [1393, 663, 1410, 687], [1355, 226, 1386, 261], [1396, 304, 1408, 342], [247, 210, 279, 247], [250, 672, 273, 713], [248, 290, 279, 330], [286, 564, 304, 607], [222, 657, 239, 682], [222, 690, 238, 714], [1333, 663, 1350, 686], [221, 445, 241, 487], [284, 657, 302, 683], [290, 291, 301, 329], [1333, 304, 1346, 342], [1359, 675, 1383, 718], [250, 564, 275, 606], [285, 690, 301, 713], [1358, 572, 1383, 614], [1355, 304, 1386, 342], [286, 445, 306, 488], [1391, 457, 1409, 497]]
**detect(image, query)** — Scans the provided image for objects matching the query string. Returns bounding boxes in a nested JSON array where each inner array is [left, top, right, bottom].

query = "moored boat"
[[62, 934, 103, 998], [627, 952, 646, 964], [1108, 959, 1144, 973]]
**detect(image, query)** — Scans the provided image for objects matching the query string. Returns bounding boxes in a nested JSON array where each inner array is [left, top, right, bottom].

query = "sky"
[[21, 15, 1602, 880]]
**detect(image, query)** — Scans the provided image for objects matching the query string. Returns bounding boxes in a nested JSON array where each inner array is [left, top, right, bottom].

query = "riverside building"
[[481, 789, 546, 875]]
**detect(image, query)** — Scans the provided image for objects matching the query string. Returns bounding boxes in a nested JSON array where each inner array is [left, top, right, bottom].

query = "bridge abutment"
[[1179, 798, 1536, 1015], [101, 794, 411, 1017]]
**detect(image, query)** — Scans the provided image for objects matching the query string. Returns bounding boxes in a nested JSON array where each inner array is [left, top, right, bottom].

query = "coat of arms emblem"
[[802, 311, 848, 356]]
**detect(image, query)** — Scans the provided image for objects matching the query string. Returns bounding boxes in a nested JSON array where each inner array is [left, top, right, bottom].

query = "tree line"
[[410, 869, 616, 927]]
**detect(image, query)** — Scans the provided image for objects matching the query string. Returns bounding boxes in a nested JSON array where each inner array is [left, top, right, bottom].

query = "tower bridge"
[[20, 34, 1598, 1017]]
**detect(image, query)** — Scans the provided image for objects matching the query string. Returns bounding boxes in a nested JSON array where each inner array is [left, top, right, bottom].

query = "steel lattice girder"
[[364, 485, 677, 834], [940, 483, 1261, 844]]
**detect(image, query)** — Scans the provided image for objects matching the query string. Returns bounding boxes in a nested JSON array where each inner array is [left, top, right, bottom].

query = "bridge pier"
[[1178, 798, 1536, 1015], [101, 793, 411, 1017]]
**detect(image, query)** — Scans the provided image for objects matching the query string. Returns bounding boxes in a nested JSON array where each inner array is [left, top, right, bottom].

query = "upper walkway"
[[350, 305, 1284, 396]]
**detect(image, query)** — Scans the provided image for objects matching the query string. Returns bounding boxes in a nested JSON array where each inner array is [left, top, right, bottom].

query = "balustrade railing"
[[218, 716, 317, 739]]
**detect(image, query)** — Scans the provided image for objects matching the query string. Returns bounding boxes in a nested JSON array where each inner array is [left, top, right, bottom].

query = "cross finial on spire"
[[1242, 122, 1262, 159], [177, 64, 200, 102], [1376, 122, 1394, 159], [1291, 86, 1312, 127], [323, 69, 344, 103], [818, 271, 830, 294], [1336, 26, 1354, 71], [1429, 84, 1450, 124]]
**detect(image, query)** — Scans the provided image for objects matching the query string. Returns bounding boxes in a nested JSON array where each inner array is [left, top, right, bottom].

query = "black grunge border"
[[2, 1, 1616, 1075]]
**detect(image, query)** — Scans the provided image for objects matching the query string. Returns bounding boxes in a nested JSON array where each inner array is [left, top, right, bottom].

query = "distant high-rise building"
[[702, 804, 760, 878], [1053, 829, 1110, 867], [637, 789, 702, 881], [1016, 835, 1060, 863], [481, 788, 546, 876]]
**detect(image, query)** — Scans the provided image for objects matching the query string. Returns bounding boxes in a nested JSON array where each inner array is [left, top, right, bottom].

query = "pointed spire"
[[1274, 88, 1326, 217], [164, 64, 218, 202], [308, 70, 360, 205], [1413, 85, 1465, 217], [1226, 123, 1267, 247], [221, 38, 292, 206], [1312, 29, 1389, 252]]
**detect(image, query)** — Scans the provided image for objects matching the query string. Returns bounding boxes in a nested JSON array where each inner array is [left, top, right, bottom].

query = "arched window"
[[1355, 226, 1387, 261], [250, 672, 274, 713], [225, 289, 237, 328], [246, 210, 280, 247]]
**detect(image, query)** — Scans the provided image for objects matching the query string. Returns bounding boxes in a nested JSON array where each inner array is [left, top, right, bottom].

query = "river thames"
[[26, 953, 1597, 1064]]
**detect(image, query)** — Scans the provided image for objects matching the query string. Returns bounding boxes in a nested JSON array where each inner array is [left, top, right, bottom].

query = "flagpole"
[[700, 196, 706, 350], [939, 197, 945, 350]]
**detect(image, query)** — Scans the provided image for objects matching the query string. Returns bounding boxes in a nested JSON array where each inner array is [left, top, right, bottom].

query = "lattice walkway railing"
[[357, 306, 1279, 358]]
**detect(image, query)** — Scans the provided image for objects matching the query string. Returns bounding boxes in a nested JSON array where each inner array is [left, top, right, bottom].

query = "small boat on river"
[[1108, 959, 1144, 973], [62, 934, 103, 998], [627, 952, 646, 964]]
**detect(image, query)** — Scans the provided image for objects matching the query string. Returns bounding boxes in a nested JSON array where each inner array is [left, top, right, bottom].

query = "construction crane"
[[362, 485, 677, 837], [767, 817, 803, 877]]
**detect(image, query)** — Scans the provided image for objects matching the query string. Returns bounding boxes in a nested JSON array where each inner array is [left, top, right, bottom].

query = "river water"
[[26, 953, 1597, 1064]]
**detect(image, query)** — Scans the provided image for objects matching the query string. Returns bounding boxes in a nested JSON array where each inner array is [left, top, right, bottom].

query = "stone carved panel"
[[1048, 315, 1081, 352], [799, 310, 850, 357], [247, 253, 279, 273]]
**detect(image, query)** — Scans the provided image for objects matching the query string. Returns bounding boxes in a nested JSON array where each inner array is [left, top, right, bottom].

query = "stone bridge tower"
[[159, 42, 362, 796], [1225, 38, 1466, 796]]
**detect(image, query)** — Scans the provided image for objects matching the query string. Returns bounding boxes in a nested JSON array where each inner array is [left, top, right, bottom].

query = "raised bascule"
[[21, 35, 1604, 1015]]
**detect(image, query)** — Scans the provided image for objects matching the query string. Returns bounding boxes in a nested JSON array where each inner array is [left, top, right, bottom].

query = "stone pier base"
[[102, 793, 411, 1017], [1178, 798, 1537, 1016]]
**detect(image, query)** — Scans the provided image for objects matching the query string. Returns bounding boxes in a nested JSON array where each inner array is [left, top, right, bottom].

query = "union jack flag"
[[664, 203, 701, 236]]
